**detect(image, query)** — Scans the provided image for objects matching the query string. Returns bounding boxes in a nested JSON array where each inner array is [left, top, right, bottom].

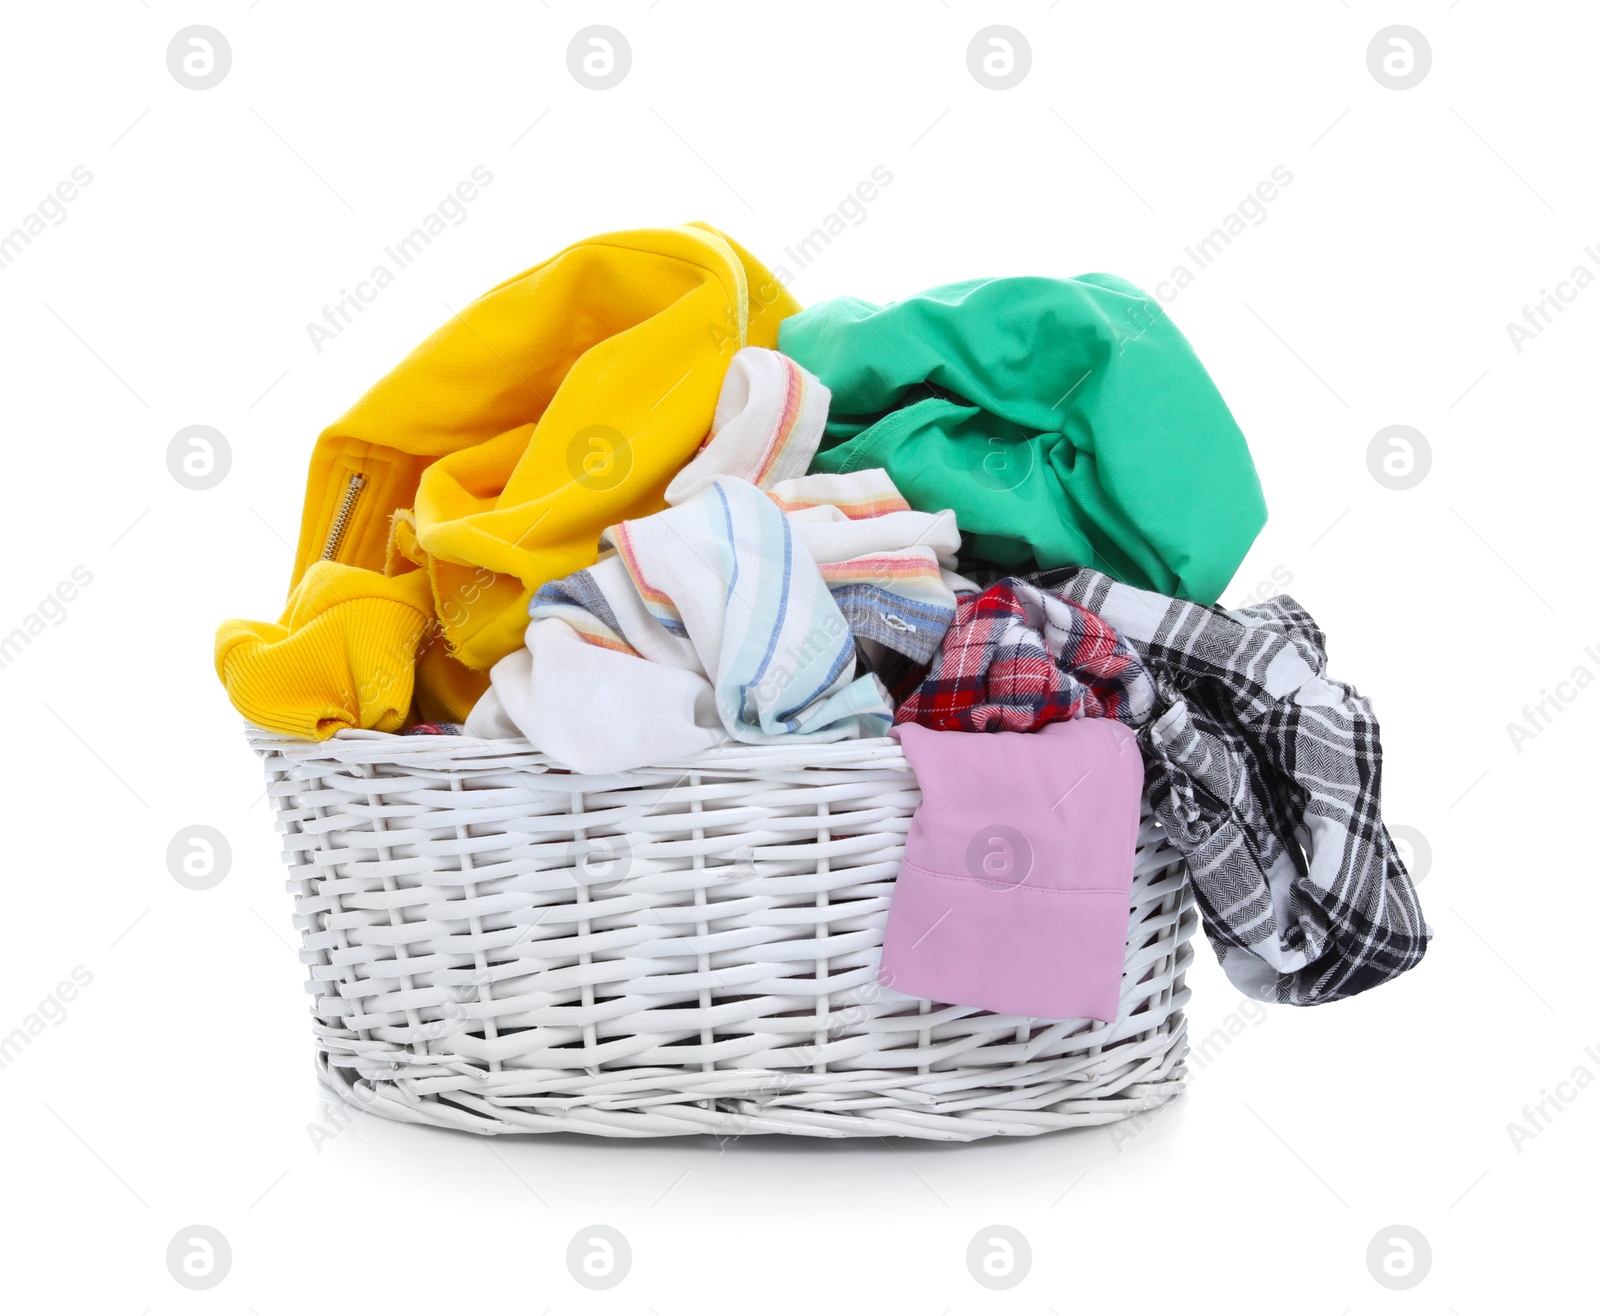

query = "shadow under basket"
[[250, 728, 1198, 1141]]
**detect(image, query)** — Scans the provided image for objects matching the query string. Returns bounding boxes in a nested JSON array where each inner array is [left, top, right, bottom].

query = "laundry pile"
[[216, 223, 1429, 1021]]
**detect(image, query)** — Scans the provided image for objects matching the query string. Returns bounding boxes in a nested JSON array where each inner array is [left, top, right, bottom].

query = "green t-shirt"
[[778, 274, 1267, 605]]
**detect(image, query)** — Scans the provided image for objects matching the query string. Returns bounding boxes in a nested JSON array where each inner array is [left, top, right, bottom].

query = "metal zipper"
[[320, 472, 366, 562]]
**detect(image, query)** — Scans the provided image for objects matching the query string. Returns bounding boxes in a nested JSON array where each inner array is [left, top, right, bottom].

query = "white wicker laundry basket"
[[251, 728, 1197, 1140]]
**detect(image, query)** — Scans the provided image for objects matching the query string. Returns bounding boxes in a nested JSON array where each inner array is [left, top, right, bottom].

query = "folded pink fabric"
[[879, 719, 1145, 1021]]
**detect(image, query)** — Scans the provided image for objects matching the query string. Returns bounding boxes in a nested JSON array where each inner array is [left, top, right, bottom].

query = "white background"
[[1, 1, 1592, 1309]]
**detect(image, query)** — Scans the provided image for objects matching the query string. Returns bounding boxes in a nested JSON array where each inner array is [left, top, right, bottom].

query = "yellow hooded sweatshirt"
[[216, 223, 799, 739]]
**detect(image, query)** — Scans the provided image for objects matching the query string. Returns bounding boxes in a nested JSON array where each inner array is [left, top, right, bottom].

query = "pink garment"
[[879, 720, 1145, 1022]]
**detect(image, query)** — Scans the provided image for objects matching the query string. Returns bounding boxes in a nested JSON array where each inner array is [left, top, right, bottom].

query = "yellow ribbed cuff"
[[216, 564, 433, 739]]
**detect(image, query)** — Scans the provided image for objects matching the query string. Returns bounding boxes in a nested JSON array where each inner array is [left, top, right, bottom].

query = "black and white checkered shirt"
[[1038, 567, 1430, 1005]]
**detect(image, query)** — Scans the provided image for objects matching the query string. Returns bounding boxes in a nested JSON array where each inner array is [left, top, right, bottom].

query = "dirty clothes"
[[881, 719, 1146, 1022], [217, 224, 798, 737], [1043, 567, 1430, 1005], [779, 274, 1266, 605], [893, 577, 1156, 732]]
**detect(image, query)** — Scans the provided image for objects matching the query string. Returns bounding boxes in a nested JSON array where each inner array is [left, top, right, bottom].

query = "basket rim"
[[246, 723, 915, 774]]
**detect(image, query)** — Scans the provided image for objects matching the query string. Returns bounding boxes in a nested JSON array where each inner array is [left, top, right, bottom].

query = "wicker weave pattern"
[[253, 731, 1197, 1140]]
